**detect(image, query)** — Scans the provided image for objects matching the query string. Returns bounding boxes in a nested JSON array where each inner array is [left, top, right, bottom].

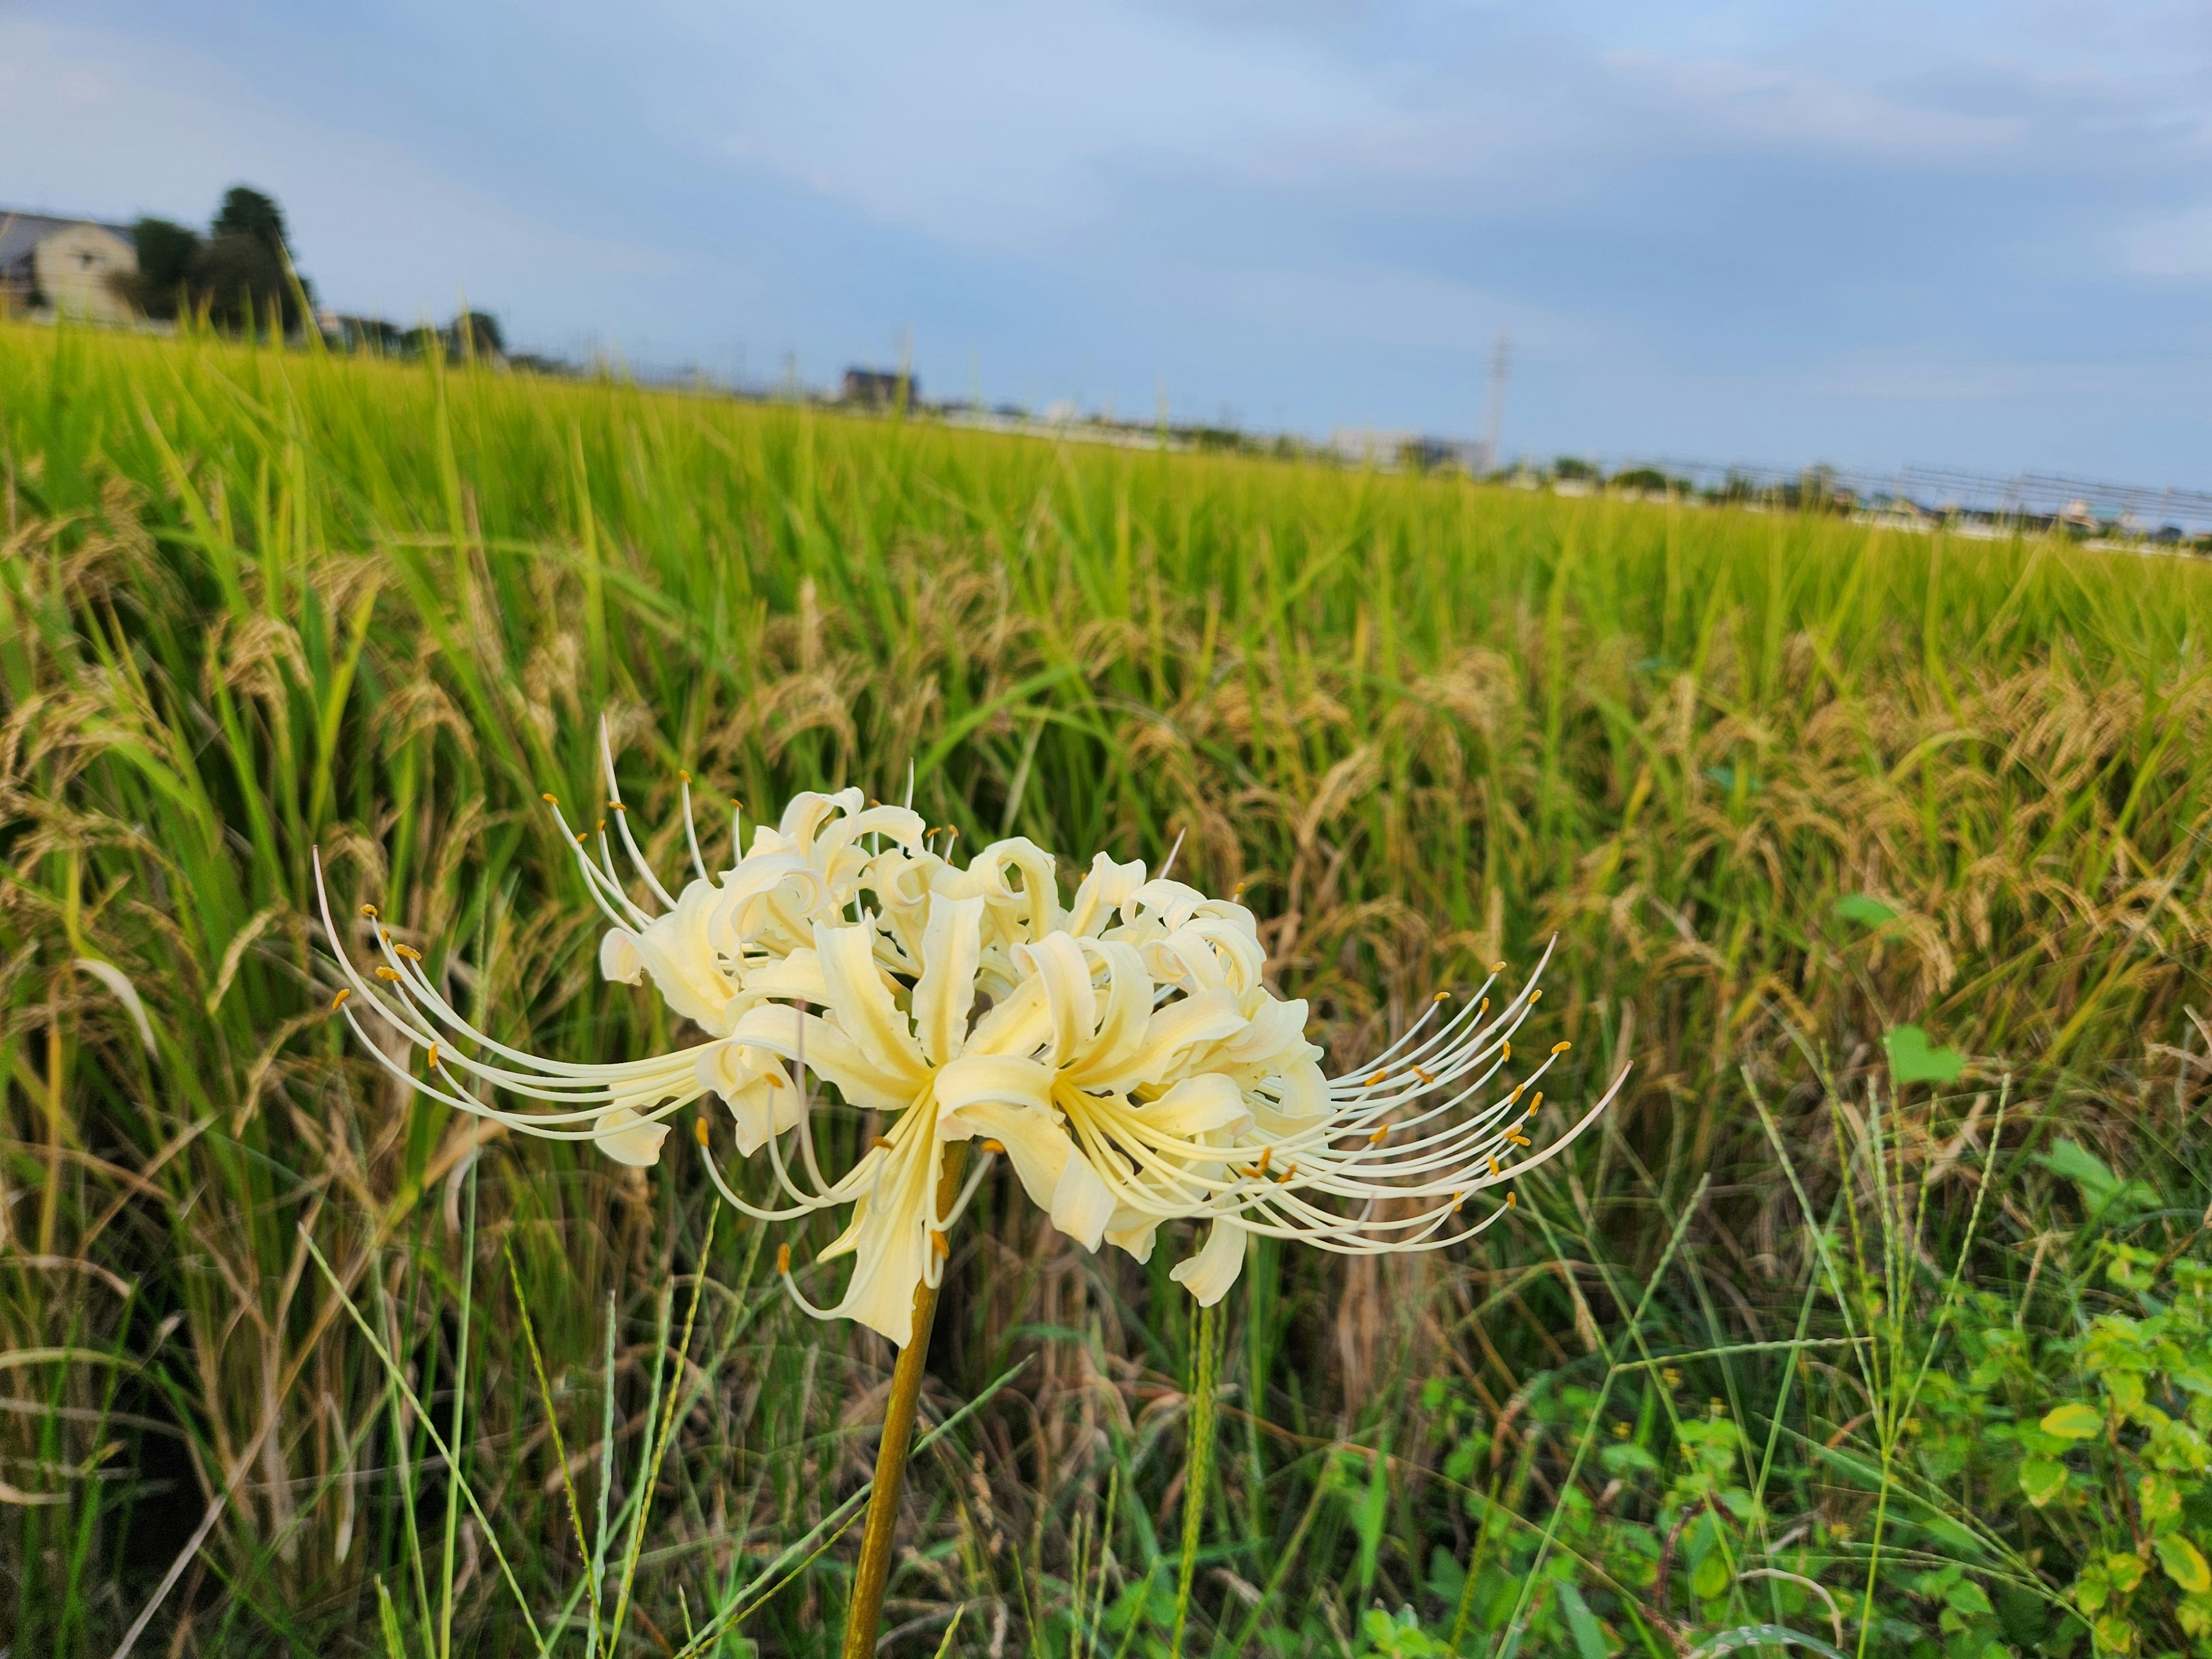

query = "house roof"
[[0, 211, 137, 269]]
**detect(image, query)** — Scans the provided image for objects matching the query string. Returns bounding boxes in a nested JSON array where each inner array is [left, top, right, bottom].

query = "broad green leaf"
[[1944, 1578, 1994, 1616], [1884, 1024, 1965, 1085], [2037, 1137, 2120, 1199], [1692, 1551, 1732, 1601], [2040, 1403, 2104, 1440], [2157, 1534, 2212, 1596], [2139, 1474, 2181, 1529], [2019, 1455, 2069, 1506], [2092, 1615, 2137, 1652], [2037, 1139, 2157, 1221], [1556, 1580, 1611, 1659], [1832, 893, 1899, 926]]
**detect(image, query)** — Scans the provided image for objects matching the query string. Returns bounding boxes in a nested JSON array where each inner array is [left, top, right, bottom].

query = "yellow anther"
[[680, 770, 691, 784], [1414, 1066, 1434, 1085], [609, 802, 626, 813], [1365, 1070, 1387, 1088], [1552, 1041, 1571, 1055], [374, 967, 401, 982], [1529, 989, 1543, 1002], [1252, 1146, 1273, 1176], [767, 1071, 789, 1088], [1501, 1042, 1511, 1063], [1478, 998, 1489, 1015], [776, 1243, 792, 1274], [1506, 1191, 1516, 1208], [393, 943, 422, 961], [931, 1230, 949, 1259], [574, 832, 588, 844], [1278, 1162, 1297, 1183], [1434, 990, 1451, 1002], [694, 1116, 710, 1147], [1509, 1084, 1525, 1103], [1526, 1092, 1542, 1118], [595, 819, 606, 833], [871, 1135, 893, 1151], [426, 1043, 439, 1070], [540, 793, 558, 804], [1509, 1131, 1532, 1147], [360, 903, 379, 919], [1488, 1156, 1501, 1176], [329, 988, 351, 1012], [1368, 1126, 1388, 1145], [980, 1139, 1006, 1156], [1451, 1192, 1465, 1213], [1490, 960, 1506, 974]]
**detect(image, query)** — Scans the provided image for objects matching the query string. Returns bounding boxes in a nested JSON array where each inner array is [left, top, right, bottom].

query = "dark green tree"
[[448, 310, 505, 357], [188, 233, 297, 332], [120, 217, 201, 319], [210, 186, 287, 257]]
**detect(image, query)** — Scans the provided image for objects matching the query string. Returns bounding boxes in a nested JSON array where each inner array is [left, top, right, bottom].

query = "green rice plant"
[[3, 317, 2211, 1654]]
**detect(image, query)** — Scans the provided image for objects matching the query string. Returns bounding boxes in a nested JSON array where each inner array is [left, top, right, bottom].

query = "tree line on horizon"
[[124, 184, 502, 358]]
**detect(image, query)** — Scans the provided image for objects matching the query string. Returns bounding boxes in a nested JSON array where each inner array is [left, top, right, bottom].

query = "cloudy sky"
[[5, 1, 2209, 477]]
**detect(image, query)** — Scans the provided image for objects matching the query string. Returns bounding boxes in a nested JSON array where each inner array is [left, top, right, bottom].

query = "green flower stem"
[[842, 1143, 969, 1659]]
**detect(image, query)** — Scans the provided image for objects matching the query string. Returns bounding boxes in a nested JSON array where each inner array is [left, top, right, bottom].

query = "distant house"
[[1330, 429, 1488, 474], [842, 367, 919, 407], [1405, 437, 1488, 475], [0, 212, 138, 322], [1330, 428, 1416, 468]]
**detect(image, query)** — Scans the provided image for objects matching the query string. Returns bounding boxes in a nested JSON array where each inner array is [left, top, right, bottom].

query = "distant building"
[[1330, 429, 1488, 474], [0, 211, 138, 323], [1406, 437, 1489, 474], [842, 367, 919, 407], [1330, 428, 1416, 468]]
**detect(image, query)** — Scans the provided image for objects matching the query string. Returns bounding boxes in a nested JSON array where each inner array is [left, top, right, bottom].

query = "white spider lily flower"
[[316, 749, 1626, 1338], [313, 854, 733, 1157], [308, 749, 900, 1162], [710, 895, 1059, 1346]]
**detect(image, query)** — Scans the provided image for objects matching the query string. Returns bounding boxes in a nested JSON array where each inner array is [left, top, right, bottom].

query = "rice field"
[[4, 320, 2211, 1658]]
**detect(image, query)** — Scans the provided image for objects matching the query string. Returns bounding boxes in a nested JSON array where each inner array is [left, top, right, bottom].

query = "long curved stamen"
[[541, 796, 653, 930], [600, 716, 680, 910], [772, 1241, 843, 1324], [679, 772, 710, 884]]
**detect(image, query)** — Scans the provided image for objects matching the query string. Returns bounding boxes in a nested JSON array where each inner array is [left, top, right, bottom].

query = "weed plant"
[[2, 321, 2211, 1656]]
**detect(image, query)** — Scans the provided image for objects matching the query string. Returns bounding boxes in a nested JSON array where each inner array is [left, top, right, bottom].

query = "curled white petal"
[[593, 1105, 669, 1168], [1170, 1217, 1249, 1305]]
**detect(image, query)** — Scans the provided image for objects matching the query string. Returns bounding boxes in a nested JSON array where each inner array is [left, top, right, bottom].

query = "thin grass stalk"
[[1171, 1297, 1221, 1659], [437, 1155, 476, 1659], [841, 1142, 970, 1659], [1447, 1472, 1503, 1657]]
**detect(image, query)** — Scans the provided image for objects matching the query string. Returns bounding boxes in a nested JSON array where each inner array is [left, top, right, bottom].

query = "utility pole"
[[1483, 332, 1511, 475]]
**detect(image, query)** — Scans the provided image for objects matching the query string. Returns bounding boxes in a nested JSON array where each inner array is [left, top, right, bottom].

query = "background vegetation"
[[3, 321, 2210, 1657]]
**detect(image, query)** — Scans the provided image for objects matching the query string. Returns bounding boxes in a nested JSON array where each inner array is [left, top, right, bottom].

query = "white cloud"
[[1144, 257, 1585, 358], [2119, 203, 2212, 278], [1601, 51, 2025, 159], [642, 0, 1382, 251]]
